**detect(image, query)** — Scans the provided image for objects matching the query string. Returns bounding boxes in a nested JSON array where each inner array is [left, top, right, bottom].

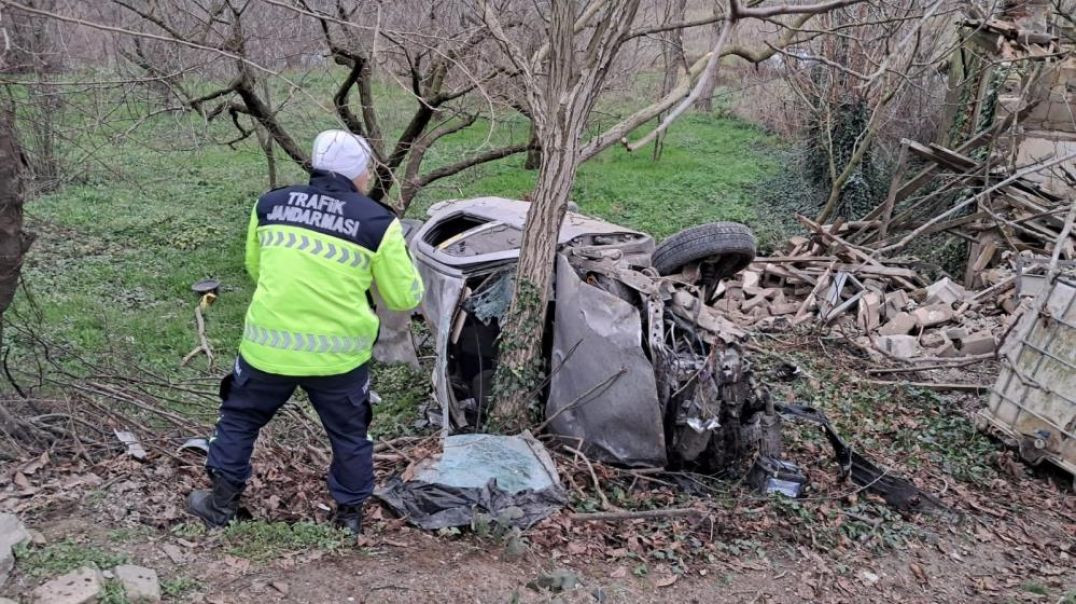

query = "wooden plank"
[[752, 255, 838, 263], [798, 215, 920, 289], [879, 141, 909, 240]]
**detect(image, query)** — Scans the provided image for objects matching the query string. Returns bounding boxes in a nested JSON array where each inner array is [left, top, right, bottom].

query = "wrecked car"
[[409, 197, 779, 475]]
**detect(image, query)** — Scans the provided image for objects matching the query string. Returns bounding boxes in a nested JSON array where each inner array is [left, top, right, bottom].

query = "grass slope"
[[13, 99, 777, 377]]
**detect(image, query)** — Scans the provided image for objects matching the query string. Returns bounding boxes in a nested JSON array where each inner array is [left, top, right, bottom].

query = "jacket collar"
[[309, 169, 359, 194]]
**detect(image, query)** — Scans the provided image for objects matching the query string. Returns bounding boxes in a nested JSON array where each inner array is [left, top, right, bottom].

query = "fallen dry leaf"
[[653, 574, 679, 588], [13, 472, 30, 490], [909, 562, 928, 584]]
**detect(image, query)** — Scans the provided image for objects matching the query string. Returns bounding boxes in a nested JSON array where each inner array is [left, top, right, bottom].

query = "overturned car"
[[408, 197, 779, 474]]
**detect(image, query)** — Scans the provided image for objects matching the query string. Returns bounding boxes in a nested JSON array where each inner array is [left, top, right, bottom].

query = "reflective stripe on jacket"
[[239, 170, 424, 376]]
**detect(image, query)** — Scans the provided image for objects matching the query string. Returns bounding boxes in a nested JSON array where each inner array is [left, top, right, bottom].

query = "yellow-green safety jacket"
[[239, 169, 423, 376]]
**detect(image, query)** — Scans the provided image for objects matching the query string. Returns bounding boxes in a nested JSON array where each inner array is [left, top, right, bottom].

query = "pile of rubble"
[[714, 225, 1042, 364], [709, 13, 1075, 371], [709, 40, 1075, 368]]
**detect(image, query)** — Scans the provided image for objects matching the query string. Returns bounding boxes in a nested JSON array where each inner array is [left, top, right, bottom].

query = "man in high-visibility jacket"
[[188, 130, 424, 534]]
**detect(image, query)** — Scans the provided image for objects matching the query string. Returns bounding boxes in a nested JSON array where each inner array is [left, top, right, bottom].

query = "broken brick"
[[878, 312, 916, 336], [913, 303, 954, 328]]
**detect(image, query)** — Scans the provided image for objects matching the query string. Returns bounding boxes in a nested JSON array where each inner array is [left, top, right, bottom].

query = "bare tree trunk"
[[0, 110, 31, 352], [524, 120, 541, 170], [491, 118, 581, 431], [489, 0, 640, 431], [654, 0, 688, 161], [256, 79, 278, 189], [491, 0, 586, 431], [694, 4, 723, 112]]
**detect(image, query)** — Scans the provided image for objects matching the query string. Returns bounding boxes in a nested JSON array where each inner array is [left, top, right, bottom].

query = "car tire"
[[652, 222, 756, 281]]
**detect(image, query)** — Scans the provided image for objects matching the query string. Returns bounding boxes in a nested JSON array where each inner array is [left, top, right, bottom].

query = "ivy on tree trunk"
[[0, 111, 32, 352]]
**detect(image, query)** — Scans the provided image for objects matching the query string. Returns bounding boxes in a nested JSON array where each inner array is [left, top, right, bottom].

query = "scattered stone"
[[160, 543, 186, 564], [114, 564, 161, 603], [527, 569, 581, 593], [913, 303, 954, 328], [503, 535, 528, 561], [874, 335, 922, 359], [27, 529, 46, 546], [270, 581, 290, 596], [860, 570, 881, 586], [0, 513, 30, 586], [878, 312, 916, 336], [30, 566, 103, 604], [0, 598, 17, 604]]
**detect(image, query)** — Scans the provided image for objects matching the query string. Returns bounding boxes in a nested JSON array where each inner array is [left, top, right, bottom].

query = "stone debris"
[[0, 513, 29, 587], [114, 564, 162, 603], [30, 566, 104, 604]]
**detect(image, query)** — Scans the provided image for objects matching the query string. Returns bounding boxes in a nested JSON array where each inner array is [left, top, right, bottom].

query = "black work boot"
[[333, 504, 363, 536], [187, 472, 243, 527]]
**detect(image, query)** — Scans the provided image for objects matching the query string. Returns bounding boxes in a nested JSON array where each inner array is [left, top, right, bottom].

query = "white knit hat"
[[310, 130, 372, 180]]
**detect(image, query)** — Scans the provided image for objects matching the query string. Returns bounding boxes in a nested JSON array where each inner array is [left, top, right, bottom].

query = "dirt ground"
[[2, 338, 1075, 603], [5, 493, 1074, 604]]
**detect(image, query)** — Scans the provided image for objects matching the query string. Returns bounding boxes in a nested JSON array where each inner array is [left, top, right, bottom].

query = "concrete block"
[[921, 331, 948, 348], [925, 277, 967, 305], [883, 290, 910, 319], [961, 331, 997, 356], [114, 565, 161, 603], [945, 327, 969, 341], [913, 303, 955, 328], [879, 312, 916, 336], [874, 335, 922, 359], [0, 513, 29, 587], [31, 566, 103, 604], [742, 295, 769, 312], [769, 302, 800, 316], [858, 292, 882, 332]]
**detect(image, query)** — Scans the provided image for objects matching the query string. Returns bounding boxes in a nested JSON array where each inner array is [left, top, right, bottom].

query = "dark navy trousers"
[[206, 356, 374, 506]]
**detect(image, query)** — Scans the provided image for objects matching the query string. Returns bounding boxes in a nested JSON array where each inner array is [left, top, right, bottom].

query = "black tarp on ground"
[[375, 433, 567, 530]]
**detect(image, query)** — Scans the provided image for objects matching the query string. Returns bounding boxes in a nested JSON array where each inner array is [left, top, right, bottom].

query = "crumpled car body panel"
[[547, 254, 667, 467]]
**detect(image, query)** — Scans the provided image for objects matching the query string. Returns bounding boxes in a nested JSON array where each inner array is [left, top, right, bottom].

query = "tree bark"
[[490, 0, 640, 431], [491, 0, 583, 431], [654, 0, 688, 161], [694, 4, 723, 112], [524, 120, 541, 170], [0, 111, 31, 353], [491, 123, 581, 430]]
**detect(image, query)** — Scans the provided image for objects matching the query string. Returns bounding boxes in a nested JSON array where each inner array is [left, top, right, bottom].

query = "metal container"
[[979, 272, 1076, 478]]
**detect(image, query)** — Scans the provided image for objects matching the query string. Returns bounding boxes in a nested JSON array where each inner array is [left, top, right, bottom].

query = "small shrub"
[[221, 520, 351, 561], [13, 539, 129, 578]]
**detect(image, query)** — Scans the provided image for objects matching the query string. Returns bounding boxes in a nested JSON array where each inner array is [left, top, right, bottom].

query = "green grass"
[[221, 520, 352, 561], [160, 576, 204, 599], [1022, 581, 1048, 595], [13, 539, 129, 578], [101, 579, 131, 604], [8, 73, 780, 414], [369, 363, 431, 439]]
